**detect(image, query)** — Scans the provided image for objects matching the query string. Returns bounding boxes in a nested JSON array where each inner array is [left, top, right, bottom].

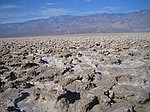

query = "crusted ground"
[[0, 33, 150, 112]]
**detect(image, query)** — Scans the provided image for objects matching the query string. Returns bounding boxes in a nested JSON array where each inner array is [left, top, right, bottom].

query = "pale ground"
[[0, 33, 150, 112]]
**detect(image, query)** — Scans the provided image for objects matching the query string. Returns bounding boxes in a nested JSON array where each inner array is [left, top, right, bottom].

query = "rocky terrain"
[[0, 33, 150, 112]]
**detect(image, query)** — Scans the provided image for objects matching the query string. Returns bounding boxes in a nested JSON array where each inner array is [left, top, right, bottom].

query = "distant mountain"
[[0, 10, 150, 37]]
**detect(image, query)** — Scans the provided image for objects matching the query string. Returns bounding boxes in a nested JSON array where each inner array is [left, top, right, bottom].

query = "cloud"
[[0, 4, 19, 9], [77, 10, 105, 15], [46, 2, 63, 6], [0, 11, 26, 19], [85, 0, 92, 2], [102, 6, 119, 10], [0, 6, 76, 23], [38, 8, 75, 17], [0, 11, 28, 23], [0, 18, 27, 24], [46, 2, 54, 6]]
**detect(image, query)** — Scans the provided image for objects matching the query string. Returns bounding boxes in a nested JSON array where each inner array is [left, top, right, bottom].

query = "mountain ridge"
[[0, 9, 150, 37]]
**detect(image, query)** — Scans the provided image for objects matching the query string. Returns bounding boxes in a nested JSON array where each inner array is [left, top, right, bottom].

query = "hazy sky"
[[0, 0, 150, 23]]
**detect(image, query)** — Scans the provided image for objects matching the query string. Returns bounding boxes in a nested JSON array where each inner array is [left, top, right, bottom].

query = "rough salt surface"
[[0, 33, 150, 112]]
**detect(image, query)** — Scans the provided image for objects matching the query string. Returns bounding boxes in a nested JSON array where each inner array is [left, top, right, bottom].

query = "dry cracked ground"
[[0, 33, 150, 112]]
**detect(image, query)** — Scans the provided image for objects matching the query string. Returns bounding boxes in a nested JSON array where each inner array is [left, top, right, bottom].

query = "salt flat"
[[0, 33, 150, 112]]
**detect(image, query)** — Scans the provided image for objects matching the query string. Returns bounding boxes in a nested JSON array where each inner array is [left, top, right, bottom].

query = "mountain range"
[[0, 10, 150, 37]]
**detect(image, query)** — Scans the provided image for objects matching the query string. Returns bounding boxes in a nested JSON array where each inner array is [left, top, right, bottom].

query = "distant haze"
[[0, 10, 150, 37]]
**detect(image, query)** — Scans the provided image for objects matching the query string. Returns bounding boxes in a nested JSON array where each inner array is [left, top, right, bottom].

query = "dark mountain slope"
[[0, 10, 150, 37]]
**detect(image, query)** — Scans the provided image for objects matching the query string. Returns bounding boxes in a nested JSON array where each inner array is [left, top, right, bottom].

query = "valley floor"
[[0, 33, 150, 112]]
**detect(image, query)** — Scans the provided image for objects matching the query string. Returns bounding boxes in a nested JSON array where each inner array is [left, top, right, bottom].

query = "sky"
[[0, 0, 150, 24]]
